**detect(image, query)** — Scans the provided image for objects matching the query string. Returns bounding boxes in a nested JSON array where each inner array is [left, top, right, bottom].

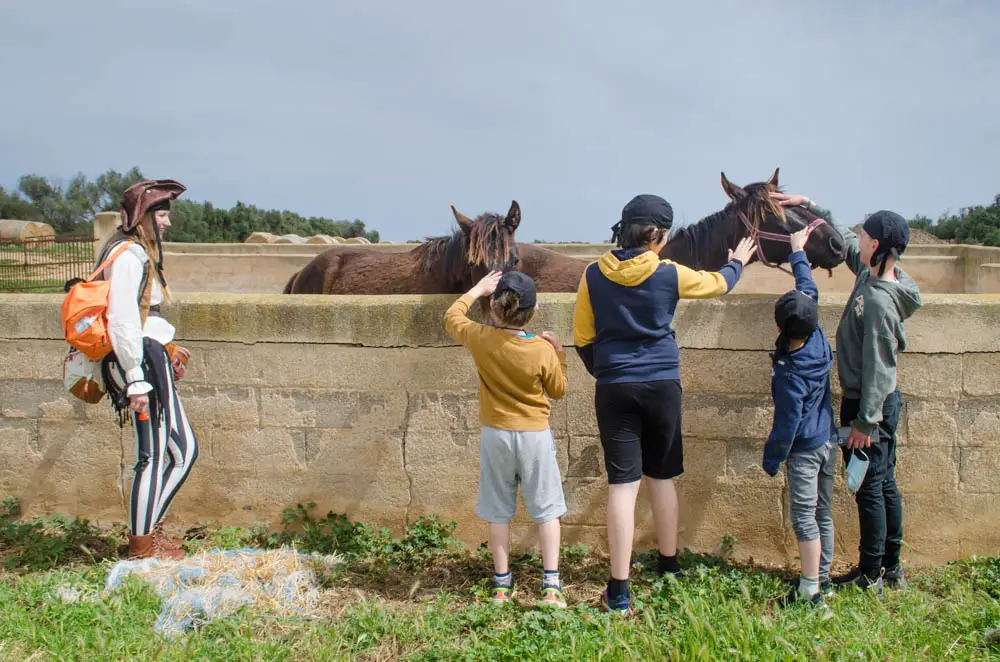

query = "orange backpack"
[[61, 241, 135, 360]]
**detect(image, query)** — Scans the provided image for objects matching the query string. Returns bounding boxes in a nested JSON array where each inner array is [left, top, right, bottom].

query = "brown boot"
[[152, 522, 187, 561], [152, 521, 185, 553], [128, 534, 155, 559]]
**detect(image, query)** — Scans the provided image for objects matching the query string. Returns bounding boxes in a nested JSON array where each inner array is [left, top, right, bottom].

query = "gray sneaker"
[[883, 564, 907, 589]]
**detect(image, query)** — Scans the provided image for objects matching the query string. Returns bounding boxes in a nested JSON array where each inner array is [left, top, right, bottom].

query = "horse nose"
[[830, 234, 846, 256]]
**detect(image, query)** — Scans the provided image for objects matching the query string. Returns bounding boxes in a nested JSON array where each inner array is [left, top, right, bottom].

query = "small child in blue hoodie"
[[762, 225, 838, 608]]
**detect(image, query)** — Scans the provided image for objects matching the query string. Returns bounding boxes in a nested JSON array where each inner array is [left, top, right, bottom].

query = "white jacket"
[[103, 243, 175, 395]]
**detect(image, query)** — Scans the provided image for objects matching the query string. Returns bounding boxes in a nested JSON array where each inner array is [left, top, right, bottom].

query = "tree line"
[[0, 168, 379, 243]]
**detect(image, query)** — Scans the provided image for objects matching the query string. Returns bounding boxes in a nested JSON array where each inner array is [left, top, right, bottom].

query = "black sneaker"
[[779, 586, 828, 610], [658, 567, 683, 580], [819, 580, 835, 598], [832, 567, 883, 591], [882, 564, 907, 589]]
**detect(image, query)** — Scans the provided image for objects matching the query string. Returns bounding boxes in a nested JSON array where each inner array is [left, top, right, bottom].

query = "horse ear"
[[720, 172, 747, 201], [451, 204, 474, 231], [768, 167, 780, 187], [504, 200, 521, 231]]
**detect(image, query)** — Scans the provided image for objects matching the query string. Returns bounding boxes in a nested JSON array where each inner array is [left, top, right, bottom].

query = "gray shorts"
[[476, 426, 567, 524]]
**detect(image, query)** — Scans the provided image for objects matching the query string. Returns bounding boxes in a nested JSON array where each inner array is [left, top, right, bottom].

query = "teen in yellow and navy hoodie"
[[572, 193, 756, 615]]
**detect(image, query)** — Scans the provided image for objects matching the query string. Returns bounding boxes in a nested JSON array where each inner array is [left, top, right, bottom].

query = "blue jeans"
[[841, 390, 902, 573]]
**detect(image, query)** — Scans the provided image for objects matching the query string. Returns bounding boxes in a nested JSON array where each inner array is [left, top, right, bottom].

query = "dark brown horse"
[[518, 168, 847, 292], [283, 201, 521, 295]]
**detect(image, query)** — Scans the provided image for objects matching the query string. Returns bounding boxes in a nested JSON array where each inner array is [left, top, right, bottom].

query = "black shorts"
[[595, 379, 683, 484]]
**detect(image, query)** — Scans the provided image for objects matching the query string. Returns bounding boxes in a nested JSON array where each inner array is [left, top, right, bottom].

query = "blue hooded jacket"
[[762, 251, 837, 477]]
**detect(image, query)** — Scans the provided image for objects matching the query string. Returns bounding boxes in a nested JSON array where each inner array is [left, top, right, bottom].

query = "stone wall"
[[1, 292, 998, 566]]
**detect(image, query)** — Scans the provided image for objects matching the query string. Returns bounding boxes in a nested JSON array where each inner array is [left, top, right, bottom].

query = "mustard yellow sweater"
[[444, 294, 567, 431]]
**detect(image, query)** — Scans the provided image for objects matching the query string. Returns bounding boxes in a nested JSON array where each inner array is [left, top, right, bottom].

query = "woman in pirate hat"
[[97, 179, 198, 560]]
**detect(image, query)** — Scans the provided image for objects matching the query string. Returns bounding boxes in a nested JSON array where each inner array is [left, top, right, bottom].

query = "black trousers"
[[841, 390, 902, 573]]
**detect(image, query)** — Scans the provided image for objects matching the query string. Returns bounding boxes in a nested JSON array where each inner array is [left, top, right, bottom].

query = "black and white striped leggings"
[[109, 343, 199, 536]]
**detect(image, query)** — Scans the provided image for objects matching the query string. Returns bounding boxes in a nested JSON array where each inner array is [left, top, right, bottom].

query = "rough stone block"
[[725, 439, 775, 487], [0, 420, 40, 495], [177, 385, 259, 429], [906, 399, 959, 447], [260, 390, 361, 428], [0, 340, 64, 381], [408, 470, 480, 544], [676, 485, 788, 566], [959, 447, 1000, 493], [681, 394, 773, 440], [679, 349, 772, 395], [894, 446, 959, 493], [962, 354, 1000, 397], [23, 420, 128, 522], [567, 435, 604, 478], [565, 387, 598, 436], [955, 399, 1000, 447], [901, 492, 962, 564], [0, 380, 83, 420], [405, 429, 480, 475], [960, 494, 1000, 557], [897, 354, 963, 399], [679, 438, 727, 484], [406, 392, 479, 432]]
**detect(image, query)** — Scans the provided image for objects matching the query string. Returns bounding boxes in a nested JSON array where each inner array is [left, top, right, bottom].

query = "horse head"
[[721, 168, 846, 271], [448, 200, 522, 291]]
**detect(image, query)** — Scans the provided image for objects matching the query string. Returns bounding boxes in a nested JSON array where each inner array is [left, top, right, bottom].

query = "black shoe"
[[819, 580, 835, 598], [779, 585, 828, 610], [832, 567, 883, 591], [658, 567, 683, 580], [882, 564, 907, 589]]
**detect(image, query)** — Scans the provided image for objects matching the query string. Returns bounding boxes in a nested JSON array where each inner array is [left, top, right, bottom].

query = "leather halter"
[[737, 210, 827, 275]]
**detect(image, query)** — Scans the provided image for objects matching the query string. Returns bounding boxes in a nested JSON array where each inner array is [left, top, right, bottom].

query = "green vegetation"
[[0, 497, 997, 660], [1, 168, 379, 242]]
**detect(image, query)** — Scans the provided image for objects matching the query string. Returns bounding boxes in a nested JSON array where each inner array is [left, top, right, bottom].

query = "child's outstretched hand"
[[789, 225, 815, 254], [540, 332, 563, 353], [469, 270, 503, 298]]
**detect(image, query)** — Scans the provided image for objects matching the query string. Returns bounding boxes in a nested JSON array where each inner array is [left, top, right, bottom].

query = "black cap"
[[863, 210, 909, 264], [612, 194, 674, 244], [775, 290, 818, 339], [495, 271, 537, 310]]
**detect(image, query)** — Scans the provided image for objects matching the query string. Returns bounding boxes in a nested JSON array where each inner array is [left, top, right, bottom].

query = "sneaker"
[[779, 586, 828, 610], [882, 564, 908, 589], [599, 589, 632, 616], [658, 567, 683, 580], [537, 585, 567, 609], [832, 567, 883, 591], [819, 581, 836, 598], [490, 584, 514, 605]]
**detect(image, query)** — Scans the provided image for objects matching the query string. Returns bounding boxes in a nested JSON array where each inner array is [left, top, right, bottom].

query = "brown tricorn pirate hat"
[[120, 179, 186, 231]]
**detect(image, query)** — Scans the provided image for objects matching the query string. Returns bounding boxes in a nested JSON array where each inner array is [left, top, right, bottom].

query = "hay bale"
[[245, 232, 278, 244], [274, 234, 307, 244], [306, 234, 343, 245], [341, 236, 371, 245], [0, 219, 54, 242]]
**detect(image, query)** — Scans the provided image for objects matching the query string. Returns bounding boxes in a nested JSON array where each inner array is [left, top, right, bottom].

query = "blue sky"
[[1, 0, 997, 241]]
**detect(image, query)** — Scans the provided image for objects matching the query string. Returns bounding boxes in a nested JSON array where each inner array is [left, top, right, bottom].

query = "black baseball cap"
[[494, 271, 537, 310], [863, 210, 909, 264], [775, 290, 819, 339]]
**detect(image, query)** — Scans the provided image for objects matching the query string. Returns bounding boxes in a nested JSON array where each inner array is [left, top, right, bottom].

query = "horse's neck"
[[662, 209, 740, 271]]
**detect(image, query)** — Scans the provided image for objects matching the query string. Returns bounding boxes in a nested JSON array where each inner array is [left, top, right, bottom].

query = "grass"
[[0, 498, 997, 661]]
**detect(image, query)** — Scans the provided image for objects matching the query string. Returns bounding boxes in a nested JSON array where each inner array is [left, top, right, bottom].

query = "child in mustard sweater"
[[444, 270, 568, 608]]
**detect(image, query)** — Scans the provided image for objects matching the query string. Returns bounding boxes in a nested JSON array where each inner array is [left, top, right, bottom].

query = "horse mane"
[[465, 213, 513, 267], [412, 235, 454, 273]]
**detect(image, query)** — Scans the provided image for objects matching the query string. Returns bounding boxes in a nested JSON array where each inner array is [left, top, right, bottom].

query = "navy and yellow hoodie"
[[573, 248, 743, 384]]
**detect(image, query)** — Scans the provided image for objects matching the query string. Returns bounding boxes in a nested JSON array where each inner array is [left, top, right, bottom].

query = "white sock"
[[799, 575, 820, 598]]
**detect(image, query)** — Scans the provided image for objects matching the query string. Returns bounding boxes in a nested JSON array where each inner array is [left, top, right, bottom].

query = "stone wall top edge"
[[2, 293, 997, 353]]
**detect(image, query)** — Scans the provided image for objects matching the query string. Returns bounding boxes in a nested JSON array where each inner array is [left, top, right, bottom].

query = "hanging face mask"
[[845, 449, 870, 494]]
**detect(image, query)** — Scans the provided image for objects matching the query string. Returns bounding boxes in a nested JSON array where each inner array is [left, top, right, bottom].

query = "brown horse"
[[518, 168, 847, 291], [283, 201, 521, 295]]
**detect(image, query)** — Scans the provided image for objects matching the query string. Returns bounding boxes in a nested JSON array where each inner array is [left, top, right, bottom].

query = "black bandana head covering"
[[611, 194, 674, 245]]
